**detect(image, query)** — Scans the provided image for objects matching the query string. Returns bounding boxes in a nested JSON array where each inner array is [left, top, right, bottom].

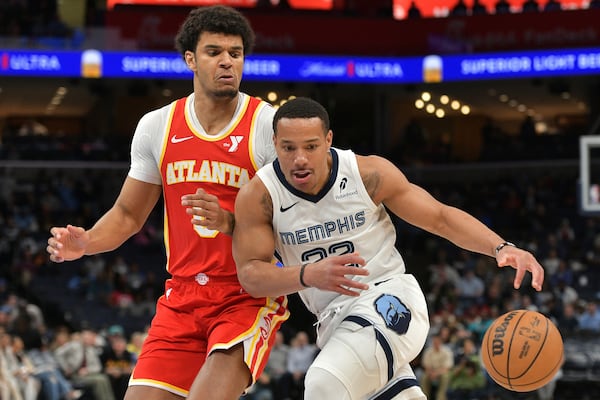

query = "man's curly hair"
[[175, 5, 255, 58]]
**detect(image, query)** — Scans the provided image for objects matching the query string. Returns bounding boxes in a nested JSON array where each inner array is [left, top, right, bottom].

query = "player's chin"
[[213, 88, 238, 99]]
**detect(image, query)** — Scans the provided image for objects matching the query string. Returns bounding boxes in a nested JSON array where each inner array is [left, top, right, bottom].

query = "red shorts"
[[129, 277, 289, 396]]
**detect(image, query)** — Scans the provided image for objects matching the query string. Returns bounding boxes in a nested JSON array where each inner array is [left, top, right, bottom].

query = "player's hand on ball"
[[496, 245, 544, 291], [302, 253, 369, 296]]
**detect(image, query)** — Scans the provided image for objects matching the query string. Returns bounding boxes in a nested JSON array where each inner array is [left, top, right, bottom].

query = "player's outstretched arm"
[[233, 177, 369, 298], [47, 177, 162, 263], [357, 154, 544, 291]]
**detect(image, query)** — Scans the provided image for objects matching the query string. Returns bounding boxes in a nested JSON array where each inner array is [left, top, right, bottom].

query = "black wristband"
[[495, 241, 516, 256], [299, 263, 311, 288]]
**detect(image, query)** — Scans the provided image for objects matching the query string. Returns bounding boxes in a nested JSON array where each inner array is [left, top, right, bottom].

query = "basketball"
[[481, 309, 564, 392]]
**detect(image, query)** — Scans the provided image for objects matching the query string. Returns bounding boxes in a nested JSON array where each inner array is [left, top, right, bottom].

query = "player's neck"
[[193, 92, 240, 135]]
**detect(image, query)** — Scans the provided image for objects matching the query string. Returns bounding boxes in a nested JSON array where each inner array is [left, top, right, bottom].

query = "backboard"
[[579, 135, 600, 215]]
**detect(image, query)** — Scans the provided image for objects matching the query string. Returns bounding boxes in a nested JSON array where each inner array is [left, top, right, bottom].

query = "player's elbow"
[[237, 265, 268, 298]]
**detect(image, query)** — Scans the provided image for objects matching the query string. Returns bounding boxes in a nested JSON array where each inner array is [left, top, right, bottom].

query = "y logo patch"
[[228, 135, 244, 152]]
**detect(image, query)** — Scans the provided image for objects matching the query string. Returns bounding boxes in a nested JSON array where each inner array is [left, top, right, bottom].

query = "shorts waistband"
[[169, 273, 241, 286]]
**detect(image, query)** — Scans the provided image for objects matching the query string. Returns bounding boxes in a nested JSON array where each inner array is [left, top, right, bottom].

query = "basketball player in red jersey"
[[46, 6, 289, 400]]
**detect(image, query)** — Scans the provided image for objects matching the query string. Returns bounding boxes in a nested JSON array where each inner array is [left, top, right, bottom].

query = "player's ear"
[[184, 51, 196, 70], [326, 129, 333, 147]]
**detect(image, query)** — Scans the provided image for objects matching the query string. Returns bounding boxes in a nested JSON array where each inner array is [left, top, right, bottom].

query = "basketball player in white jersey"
[[232, 97, 545, 400]]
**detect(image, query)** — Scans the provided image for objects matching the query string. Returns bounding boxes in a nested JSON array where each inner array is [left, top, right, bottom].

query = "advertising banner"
[[2, 48, 600, 82]]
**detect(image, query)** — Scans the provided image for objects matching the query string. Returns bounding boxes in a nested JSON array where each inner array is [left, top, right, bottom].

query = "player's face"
[[185, 32, 245, 99], [274, 117, 333, 195]]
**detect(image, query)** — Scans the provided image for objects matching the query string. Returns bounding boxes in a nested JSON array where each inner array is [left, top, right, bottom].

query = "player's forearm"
[[85, 206, 143, 255], [238, 261, 305, 298], [435, 206, 504, 257]]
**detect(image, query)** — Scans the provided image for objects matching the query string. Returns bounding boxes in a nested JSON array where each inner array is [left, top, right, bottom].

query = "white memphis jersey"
[[257, 148, 407, 317]]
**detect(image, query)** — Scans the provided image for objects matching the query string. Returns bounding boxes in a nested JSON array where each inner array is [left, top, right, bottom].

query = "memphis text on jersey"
[[279, 211, 365, 245]]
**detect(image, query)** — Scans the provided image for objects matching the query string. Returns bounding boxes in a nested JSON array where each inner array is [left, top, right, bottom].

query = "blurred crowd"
[[1, 132, 599, 399], [0, 294, 145, 400]]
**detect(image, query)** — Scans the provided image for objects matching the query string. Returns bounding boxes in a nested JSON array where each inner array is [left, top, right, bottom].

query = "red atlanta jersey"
[[128, 92, 276, 279]]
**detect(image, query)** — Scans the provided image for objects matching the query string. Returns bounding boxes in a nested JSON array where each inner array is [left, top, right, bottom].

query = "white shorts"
[[309, 274, 430, 399]]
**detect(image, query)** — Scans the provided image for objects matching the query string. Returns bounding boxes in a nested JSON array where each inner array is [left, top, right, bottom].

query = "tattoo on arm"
[[362, 170, 381, 200], [229, 211, 235, 234], [260, 192, 273, 219]]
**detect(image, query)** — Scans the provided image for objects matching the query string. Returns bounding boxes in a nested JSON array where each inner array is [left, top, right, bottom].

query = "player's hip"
[[315, 274, 429, 347]]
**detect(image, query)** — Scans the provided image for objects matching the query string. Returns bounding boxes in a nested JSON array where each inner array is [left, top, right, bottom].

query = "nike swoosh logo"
[[171, 135, 194, 144], [279, 202, 298, 212]]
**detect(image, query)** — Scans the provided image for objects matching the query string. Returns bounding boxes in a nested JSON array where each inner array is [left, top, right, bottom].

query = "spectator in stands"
[[23, 332, 81, 400], [240, 372, 273, 400], [407, 1, 422, 18], [552, 278, 578, 308], [448, 338, 486, 400], [455, 267, 485, 313], [101, 329, 135, 400], [465, 305, 498, 343], [53, 328, 115, 400], [278, 331, 317, 400], [542, 247, 562, 277], [0, 331, 24, 400], [419, 333, 454, 400], [543, 0, 562, 11], [264, 331, 289, 400], [578, 301, 600, 333], [450, 0, 468, 16], [427, 249, 460, 313], [471, 0, 487, 15], [555, 302, 580, 336], [521, 294, 539, 312], [126, 331, 147, 363], [494, 0, 511, 14], [521, 0, 540, 12], [8, 335, 40, 400]]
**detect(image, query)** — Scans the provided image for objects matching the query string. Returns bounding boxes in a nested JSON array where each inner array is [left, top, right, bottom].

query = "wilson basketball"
[[481, 309, 564, 392]]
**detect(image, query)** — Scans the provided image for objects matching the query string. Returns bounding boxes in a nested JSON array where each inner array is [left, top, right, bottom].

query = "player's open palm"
[[47, 224, 89, 263]]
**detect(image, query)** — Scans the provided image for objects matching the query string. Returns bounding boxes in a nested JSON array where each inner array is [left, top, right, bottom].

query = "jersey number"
[[301, 240, 359, 266], [193, 215, 219, 238]]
